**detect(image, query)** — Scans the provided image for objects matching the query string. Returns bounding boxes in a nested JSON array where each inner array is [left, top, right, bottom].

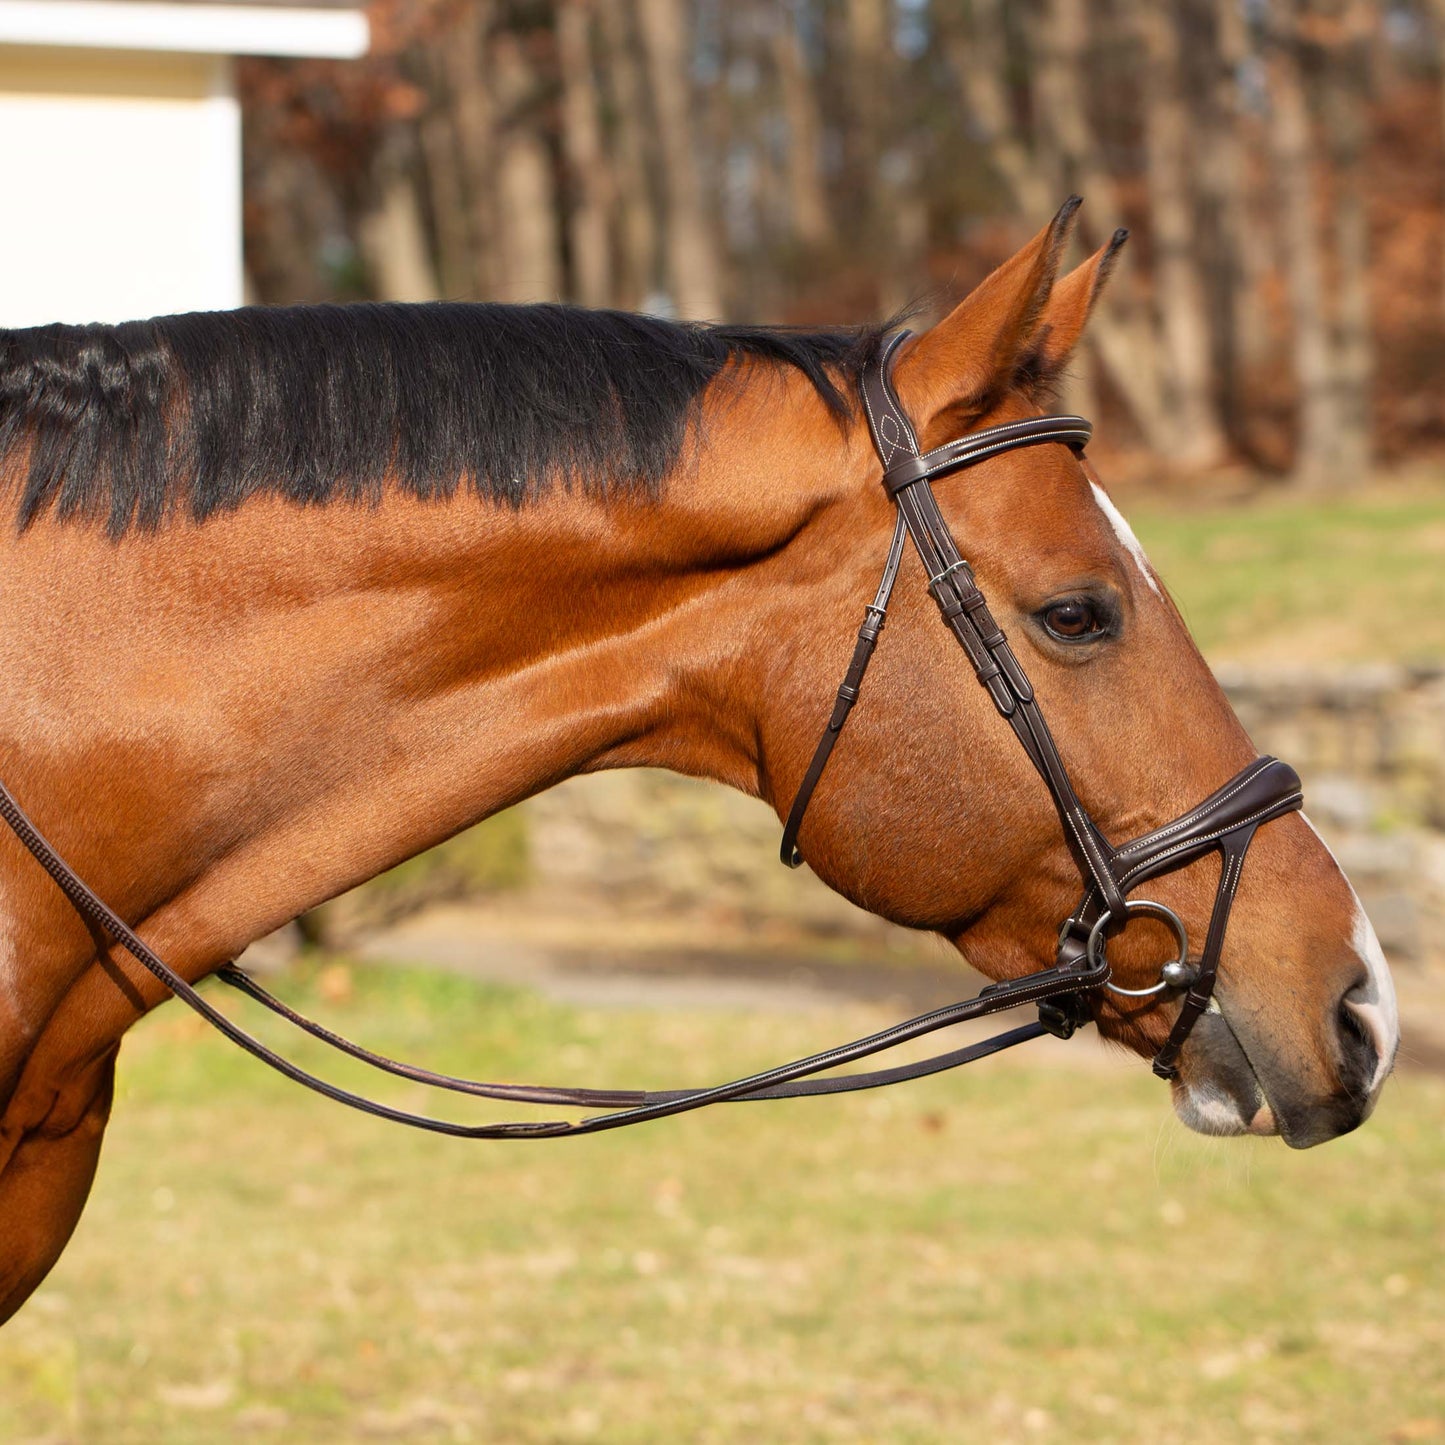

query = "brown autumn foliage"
[[238, 0, 1445, 488]]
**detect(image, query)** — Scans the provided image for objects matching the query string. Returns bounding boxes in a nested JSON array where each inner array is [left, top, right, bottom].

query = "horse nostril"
[[1337, 984, 1379, 1089]]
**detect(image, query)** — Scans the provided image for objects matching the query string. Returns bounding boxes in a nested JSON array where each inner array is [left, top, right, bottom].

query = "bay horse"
[[0, 202, 1397, 1323]]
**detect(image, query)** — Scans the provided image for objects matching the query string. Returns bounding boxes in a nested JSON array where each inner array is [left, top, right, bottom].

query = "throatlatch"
[[0, 333, 1302, 1136]]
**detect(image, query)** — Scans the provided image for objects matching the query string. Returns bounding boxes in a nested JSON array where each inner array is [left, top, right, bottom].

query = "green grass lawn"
[[1130, 481, 1445, 664], [2, 962, 1440, 1444]]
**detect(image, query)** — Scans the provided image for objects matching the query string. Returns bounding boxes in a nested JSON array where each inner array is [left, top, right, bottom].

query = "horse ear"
[[1013, 228, 1129, 401], [890, 196, 1081, 443]]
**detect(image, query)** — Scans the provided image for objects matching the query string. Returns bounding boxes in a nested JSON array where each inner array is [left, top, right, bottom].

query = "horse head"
[[758, 201, 1397, 1148]]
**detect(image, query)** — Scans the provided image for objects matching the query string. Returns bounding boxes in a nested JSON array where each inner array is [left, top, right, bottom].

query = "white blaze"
[[1346, 904, 1401, 1092], [1089, 482, 1163, 598], [1302, 814, 1401, 1092]]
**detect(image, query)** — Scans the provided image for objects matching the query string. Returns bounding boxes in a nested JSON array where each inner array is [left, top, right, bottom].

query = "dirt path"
[[357, 903, 984, 1012], [350, 903, 1138, 1073], [344, 902, 1445, 1075]]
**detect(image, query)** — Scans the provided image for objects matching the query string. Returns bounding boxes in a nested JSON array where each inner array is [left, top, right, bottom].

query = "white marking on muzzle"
[[1302, 814, 1401, 1093], [1175, 1081, 1249, 1136], [1173, 1075, 1279, 1138], [1089, 482, 1163, 599], [1346, 907, 1400, 1092]]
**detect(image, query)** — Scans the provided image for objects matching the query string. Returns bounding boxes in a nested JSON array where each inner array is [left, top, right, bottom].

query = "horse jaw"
[[1167, 1006, 1279, 1138]]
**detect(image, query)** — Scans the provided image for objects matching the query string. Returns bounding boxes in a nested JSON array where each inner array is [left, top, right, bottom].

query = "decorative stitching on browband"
[[885, 427, 1095, 494], [1113, 758, 1276, 860], [878, 415, 903, 464], [1219, 850, 1244, 912], [915, 422, 1092, 469], [880, 334, 921, 452]]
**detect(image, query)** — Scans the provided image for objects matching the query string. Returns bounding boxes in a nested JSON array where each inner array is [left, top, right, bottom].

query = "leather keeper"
[[882, 453, 935, 495]]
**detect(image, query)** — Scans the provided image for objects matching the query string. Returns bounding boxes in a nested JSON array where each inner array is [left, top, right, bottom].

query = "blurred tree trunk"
[[943, 1, 1051, 217], [1030, 0, 1127, 235], [1215, 0, 1272, 377], [842, 0, 885, 229], [770, 4, 832, 252], [1132, 0, 1226, 465], [1032, 0, 1167, 433], [952, 0, 1171, 449], [491, 29, 562, 303], [944, 0, 1088, 414], [596, 0, 659, 310], [1317, 0, 1376, 486], [743, 6, 781, 271], [358, 138, 440, 302], [557, 0, 614, 307], [844, 0, 907, 308], [443, 3, 503, 298], [1431, 0, 1445, 317], [1028, 0, 1104, 418], [707, 0, 743, 267], [1265, 4, 1338, 489], [1192, 0, 1271, 449], [636, 0, 723, 317], [242, 143, 341, 303], [418, 105, 474, 297]]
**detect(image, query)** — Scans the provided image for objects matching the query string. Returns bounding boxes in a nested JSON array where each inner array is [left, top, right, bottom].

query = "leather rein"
[[0, 333, 1303, 1137]]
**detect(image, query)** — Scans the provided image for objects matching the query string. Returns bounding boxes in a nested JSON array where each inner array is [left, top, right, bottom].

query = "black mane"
[[0, 302, 885, 536]]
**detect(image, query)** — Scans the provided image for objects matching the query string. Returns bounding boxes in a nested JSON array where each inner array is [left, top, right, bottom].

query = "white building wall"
[[0, 44, 242, 328]]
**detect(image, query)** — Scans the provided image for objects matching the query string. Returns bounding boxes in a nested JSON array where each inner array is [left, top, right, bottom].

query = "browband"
[[881, 415, 1094, 495]]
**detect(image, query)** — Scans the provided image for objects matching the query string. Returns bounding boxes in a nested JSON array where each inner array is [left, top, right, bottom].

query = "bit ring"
[[1088, 899, 1191, 997]]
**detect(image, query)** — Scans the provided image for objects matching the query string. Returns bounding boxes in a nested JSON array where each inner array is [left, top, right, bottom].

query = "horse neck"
[[0, 389, 861, 985]]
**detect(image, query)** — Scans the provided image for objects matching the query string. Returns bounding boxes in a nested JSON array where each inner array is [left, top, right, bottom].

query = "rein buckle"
[[1037, 997, 1090, 1040]]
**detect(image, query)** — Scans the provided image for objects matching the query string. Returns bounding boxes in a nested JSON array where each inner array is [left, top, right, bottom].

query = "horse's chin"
[[1168, 1008, 1280, 1139]]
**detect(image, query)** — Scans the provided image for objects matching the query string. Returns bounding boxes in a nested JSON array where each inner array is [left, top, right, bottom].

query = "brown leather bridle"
[[783, 332, 1303, 1076], [0, 333, 1303, 1137]]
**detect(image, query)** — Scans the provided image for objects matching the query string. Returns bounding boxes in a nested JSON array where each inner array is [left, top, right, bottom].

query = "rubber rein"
[[0, 333, 1302, 1137]]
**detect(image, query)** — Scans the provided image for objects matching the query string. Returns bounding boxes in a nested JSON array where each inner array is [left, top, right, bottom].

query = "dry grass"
[[1, 961, 1440, 1444]]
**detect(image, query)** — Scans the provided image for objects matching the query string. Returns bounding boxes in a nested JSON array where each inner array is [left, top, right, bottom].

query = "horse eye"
[[1042, 598, 1106, 641]]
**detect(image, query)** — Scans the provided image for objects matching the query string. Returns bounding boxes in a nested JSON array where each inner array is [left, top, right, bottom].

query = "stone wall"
[[524, 767, 907, 951], [524, 665, 1445, 965], [1218, 663, 1445, 962]]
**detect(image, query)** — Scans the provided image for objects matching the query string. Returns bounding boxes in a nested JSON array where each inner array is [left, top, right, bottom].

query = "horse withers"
[[0, 201, 1397, 1321]]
